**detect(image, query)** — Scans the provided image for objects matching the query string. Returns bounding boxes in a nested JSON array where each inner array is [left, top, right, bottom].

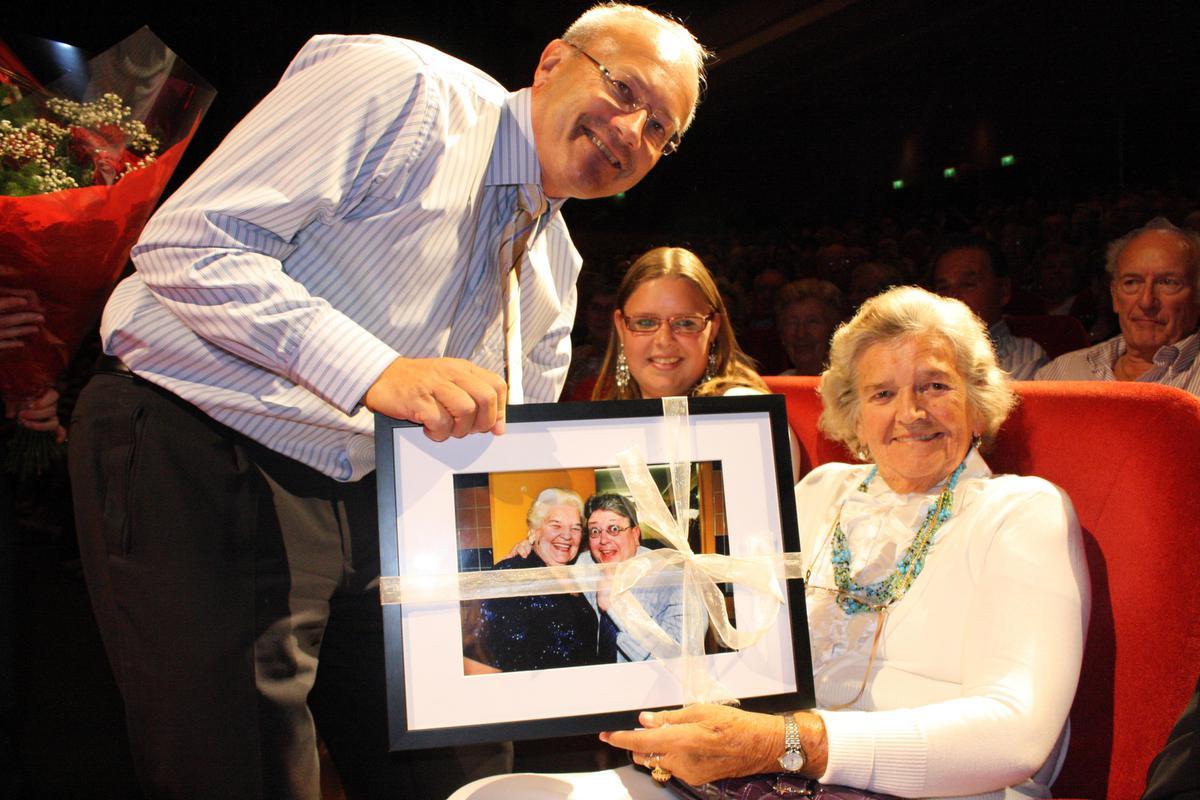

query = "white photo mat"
[[376, 396, 812, 748]]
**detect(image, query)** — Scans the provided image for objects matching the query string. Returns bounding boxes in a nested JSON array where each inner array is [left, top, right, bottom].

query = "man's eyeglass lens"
[[588, 525, 632, 539], [564, 41, 680, 155]]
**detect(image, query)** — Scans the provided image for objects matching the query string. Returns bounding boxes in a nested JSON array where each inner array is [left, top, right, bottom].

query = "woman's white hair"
[[818, 285, 1017, 457], [526, 487, 584, 536], [562, 2, 712, 134]]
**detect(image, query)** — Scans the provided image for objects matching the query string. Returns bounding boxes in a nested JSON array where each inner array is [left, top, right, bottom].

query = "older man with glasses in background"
[[1035, 217, 1200, 395]]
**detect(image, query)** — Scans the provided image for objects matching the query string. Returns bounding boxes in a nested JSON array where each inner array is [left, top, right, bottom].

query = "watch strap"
[[778, 713, 806, 772]]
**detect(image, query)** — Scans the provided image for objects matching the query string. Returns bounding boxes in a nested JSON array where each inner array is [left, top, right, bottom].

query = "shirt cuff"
[[813, 708, 927, 795], [289, 306, 398, 414]]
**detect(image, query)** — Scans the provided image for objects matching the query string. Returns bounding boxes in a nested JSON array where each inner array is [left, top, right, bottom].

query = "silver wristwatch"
[[778, 713, 807, 772]]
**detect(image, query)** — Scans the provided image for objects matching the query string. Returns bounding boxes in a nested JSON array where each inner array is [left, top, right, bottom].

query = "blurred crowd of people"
[[565, 185, 1200, 395]]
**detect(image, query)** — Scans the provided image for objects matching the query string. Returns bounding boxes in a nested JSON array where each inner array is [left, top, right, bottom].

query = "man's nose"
[[611, 106, 649, 148], [1136, 281, 1160, 310]]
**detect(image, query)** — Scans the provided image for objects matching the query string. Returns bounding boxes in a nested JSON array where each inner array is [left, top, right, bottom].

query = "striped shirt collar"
[[485, 89, 567, 216], [1087, 329, 1200, 378]]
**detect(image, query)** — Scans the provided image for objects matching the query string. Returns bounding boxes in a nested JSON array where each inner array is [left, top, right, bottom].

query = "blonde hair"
[[563, 2, 712, 134], [593, 246, 768, 400], [818, 285, 1017, 456]]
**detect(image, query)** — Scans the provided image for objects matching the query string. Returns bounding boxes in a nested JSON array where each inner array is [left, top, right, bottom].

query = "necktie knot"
[[516, 182, 547, 219], [506, 184, 547, 267]]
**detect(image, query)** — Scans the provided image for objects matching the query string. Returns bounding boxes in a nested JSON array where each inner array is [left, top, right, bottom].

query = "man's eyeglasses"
[[563, 40, 681, 156], [588, 524, 633, 540], [1114, 274, 1190, 297], [620, 312, 714, 336]]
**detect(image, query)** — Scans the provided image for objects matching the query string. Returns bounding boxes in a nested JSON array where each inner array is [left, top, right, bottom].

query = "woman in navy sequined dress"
[[468, 488, 600, 673]]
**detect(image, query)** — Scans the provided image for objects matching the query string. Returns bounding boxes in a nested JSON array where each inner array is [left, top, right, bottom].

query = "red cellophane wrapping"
[[0, 27, 215, 400]]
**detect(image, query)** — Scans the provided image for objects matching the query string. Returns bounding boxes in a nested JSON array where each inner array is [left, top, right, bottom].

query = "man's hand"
[[507, 537, 534, 559], [0, 293, 44, 350], [363, 357, 508, 442]]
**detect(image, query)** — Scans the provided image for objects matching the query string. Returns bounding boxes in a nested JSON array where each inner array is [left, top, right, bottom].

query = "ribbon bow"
[[602, 396, 803, 704]]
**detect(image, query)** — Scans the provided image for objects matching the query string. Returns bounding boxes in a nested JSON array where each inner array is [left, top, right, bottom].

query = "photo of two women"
[[456, 463, 732, 674]]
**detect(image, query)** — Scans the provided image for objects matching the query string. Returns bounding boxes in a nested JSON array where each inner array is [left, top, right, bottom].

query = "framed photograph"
[[376, 394, 814, 750]]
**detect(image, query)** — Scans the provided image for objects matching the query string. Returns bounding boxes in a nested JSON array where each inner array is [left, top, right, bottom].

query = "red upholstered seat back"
[[763, 375, 1200, 800]]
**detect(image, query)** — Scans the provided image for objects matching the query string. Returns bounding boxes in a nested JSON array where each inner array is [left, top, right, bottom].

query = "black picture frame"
[[375, 394, 814, 750]]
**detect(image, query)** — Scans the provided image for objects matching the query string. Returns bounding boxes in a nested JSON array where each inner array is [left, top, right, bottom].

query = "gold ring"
[[650, 756, 672, 784]]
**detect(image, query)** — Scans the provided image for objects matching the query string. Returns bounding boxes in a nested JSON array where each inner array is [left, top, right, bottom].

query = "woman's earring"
[[703, 348, 717, 383], [971, 433, 982, 452], [615, 344, 630, 391]]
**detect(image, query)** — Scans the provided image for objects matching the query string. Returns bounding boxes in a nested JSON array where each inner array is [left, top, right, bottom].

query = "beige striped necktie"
[[500, 184, 547, 404]]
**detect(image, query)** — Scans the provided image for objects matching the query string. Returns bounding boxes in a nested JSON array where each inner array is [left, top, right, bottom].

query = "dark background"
[[12, 0, 1200, 253], [5, 2, 1199, 796]]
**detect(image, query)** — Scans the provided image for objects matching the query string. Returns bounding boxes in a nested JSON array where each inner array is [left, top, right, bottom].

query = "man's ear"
[[532, 39, 569, 88]]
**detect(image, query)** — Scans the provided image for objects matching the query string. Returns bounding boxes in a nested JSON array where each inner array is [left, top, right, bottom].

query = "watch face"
[[780, 751, 805, 771]]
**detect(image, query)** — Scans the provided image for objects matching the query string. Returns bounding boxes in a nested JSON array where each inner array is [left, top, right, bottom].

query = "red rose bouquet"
[[0, 28, 214, 477]]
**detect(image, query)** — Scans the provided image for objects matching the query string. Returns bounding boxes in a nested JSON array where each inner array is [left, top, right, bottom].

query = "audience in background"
[[740, 267, 790, 373], [932, 236, 1049, 379], [775, 279, 845, 376], [572, 188, 1200, 390], [845, 260, 904, 312], [1035, 217, 1200, 395], [562, 273, 620, 401], [1034, 242, 1118, 344]]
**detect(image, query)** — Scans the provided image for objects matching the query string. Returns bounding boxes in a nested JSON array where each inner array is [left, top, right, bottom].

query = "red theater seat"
[[764, 375, 1200, 800]]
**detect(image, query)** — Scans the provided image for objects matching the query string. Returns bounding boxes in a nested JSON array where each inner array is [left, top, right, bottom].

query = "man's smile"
[[584, 127, 622, 168]]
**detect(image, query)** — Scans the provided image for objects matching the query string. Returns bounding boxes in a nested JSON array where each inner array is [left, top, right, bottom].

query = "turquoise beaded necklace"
[[829, 455, 969, 616]]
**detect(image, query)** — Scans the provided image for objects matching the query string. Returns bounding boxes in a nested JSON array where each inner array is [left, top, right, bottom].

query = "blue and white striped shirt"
[[103, 35, 582, 480], [1033, 330, 1200, 396], [989, 319, 1047, 381]]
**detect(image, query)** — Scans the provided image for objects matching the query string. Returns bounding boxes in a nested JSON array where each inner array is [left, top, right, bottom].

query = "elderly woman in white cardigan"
[[602, 286, 1091, 799]]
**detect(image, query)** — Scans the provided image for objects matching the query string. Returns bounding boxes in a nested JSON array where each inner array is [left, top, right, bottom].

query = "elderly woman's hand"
[[601, 705, 827, 786]]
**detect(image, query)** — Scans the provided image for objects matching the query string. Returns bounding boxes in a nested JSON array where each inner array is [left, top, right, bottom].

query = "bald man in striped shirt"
[[68, 6, 710, 798]]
